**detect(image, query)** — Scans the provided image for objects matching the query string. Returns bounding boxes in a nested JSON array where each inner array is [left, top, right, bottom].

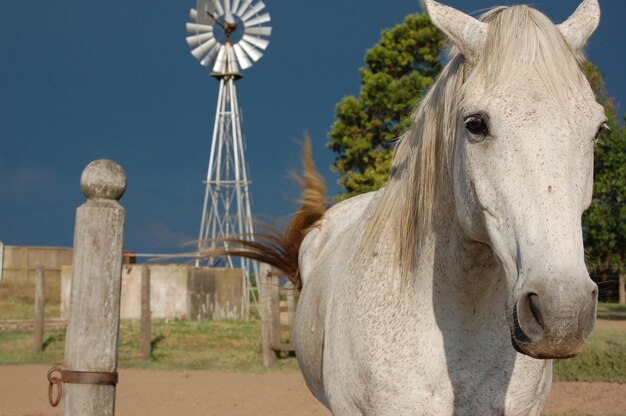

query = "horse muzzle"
[[510, 279, 598, 359]]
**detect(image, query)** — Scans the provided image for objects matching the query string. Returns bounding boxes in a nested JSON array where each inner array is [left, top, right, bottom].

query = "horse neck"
[[415, 172, 505, 329]]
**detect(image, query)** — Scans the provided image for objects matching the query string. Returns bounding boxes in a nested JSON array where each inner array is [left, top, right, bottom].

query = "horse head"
[[424, 0, 605, 359]]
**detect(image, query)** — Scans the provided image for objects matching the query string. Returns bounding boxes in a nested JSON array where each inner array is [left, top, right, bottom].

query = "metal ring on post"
[[47, 367, 63, 407], [47, 367, 119, 407]]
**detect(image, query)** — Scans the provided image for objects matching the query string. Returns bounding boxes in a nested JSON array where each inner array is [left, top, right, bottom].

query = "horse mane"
[[356, 5, 589, 281]]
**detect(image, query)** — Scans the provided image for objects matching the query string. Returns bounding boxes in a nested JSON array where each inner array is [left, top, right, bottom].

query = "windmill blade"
[[201, 43, 221, 67], [241, 1, 266, 22], [186, 22, 213, 34], [226, 44, 240, 73], [237, 0, 252, 16], [238, 39, 263, 62], [244, 26, 272, 36], [233, 43, 253, 70], [242, 34, 269, 50], [196, 0, 221, 24], [186, 32, 214, 47], [213, 0, 235, 23], [191, 37, 217, 60], [243, 12, 271, 27], [223, 0, 235, 24], [231, 0, 241, 13], [230, 58, 240, 74], [213, 45, 227, 73], [187, 0, 270, 71], [196, 0, 212, 24], [210, 0, 224, 17]]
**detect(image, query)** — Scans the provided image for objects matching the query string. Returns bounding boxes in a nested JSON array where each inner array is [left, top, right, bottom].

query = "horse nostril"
[[515, 291, 546, 342], [527, 294, 545, 330]]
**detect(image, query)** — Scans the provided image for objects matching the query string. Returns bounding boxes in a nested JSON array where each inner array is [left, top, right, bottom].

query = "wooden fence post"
[[285, 281, 296, 344], [32, 265, 45, 354], [259, 263, 278, 367], [140, 264, 151, 360], [270, 272, 281, 353], [61, 160, 126, 416], [0, 241, 4, 283]]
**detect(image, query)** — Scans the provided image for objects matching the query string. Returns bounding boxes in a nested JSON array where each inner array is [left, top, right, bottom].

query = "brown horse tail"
[[203, 136, 326, 290]]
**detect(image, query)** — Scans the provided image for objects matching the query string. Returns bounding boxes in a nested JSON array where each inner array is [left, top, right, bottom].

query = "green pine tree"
[[327, 13, 445, 200], [582, 64, 626, 303]]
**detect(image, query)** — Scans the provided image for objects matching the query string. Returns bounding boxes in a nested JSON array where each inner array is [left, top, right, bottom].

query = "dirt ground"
[[0, 365, 624, 416]]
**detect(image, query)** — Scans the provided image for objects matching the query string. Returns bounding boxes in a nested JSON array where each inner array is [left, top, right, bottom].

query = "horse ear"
[[557, 0, 600, 52], [421, 0, 487, 62]]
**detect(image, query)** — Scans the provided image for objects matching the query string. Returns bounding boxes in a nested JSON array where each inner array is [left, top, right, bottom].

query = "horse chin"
[[509, 305, 588, 359], [510, 332, 583, 360]]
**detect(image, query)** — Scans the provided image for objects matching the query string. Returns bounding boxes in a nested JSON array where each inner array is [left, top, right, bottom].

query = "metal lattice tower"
[[185, 0, 272, 310]]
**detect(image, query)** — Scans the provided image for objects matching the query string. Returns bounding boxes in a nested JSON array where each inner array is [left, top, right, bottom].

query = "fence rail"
[[259, 263, 297, 367], [0, 318, 66, 332]]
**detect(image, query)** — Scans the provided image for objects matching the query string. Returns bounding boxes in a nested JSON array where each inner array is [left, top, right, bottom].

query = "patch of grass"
[[598, 302, 626, 312], [0, 319, 299, 372], [597, 302, 626, 320], [0, 277, 62, 320], [3, 318, 623, 381], [1, 277, 623, 379], [553, 320, 626, 383], [0, 330, 65, 366]]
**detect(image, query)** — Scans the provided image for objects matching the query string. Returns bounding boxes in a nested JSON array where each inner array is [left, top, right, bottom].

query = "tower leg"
[[196, 74, 259, 319]]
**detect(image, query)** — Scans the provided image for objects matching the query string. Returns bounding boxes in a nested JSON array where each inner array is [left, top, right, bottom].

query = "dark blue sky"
[[1, 0, 624, 253]]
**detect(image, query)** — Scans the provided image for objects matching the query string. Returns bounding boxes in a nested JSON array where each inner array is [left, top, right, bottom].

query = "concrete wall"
[[61, 264, 244, 320], [0, 245, 72, 282], [188, 267, 244, 320], [120, 264, 189, 319]]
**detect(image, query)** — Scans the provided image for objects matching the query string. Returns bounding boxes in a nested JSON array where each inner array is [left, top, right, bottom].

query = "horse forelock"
[[465, 5, 588, 108], [355, 4, 590, 283]]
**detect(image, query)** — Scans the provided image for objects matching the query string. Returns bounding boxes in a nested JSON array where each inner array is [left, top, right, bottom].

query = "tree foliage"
[[327, 13, 445, 199], [581, 63, 626, 289]]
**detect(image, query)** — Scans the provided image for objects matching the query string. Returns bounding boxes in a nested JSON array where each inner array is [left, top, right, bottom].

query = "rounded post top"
[[80, 160, 127, 201]]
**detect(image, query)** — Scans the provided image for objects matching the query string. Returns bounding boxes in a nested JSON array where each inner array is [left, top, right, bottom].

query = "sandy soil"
[[0, 365, 623, 416]]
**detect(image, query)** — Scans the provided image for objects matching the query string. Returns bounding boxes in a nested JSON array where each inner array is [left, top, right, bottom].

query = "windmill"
[[186, 0, 271, 310]]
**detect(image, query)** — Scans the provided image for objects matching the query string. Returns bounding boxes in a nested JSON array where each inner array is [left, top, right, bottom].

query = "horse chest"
[[297, 190, 552, 415], [319, 292, 550, 416]]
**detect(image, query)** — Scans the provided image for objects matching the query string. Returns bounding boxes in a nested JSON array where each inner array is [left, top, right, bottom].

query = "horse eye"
[[465, 115, 489, 136], [594, 122, 609, 143]]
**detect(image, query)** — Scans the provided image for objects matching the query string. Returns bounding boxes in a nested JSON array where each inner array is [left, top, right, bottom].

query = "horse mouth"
[[510, 303, 586, 360], [510, 333, 581, 359]]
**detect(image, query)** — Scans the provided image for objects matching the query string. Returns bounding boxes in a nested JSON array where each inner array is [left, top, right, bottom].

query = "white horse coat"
[[292, 1, 604, 415]]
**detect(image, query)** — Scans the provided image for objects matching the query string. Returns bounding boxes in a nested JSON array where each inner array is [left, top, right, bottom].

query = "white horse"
[[221, 1, 606, 414]]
